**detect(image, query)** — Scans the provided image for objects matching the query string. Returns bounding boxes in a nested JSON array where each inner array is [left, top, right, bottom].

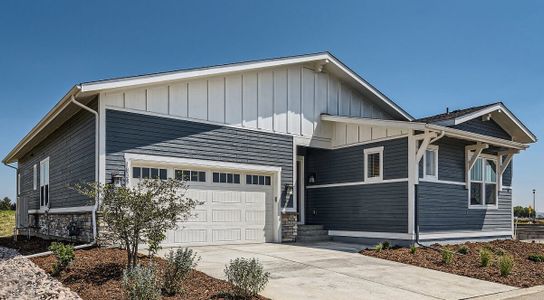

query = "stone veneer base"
[[27, 212, 93, 243]]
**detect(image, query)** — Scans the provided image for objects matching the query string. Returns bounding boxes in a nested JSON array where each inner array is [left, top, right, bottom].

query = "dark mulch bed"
[[31, 247, 266, 300], [361, 240, 544, 287], [0, 235, 83, 255]]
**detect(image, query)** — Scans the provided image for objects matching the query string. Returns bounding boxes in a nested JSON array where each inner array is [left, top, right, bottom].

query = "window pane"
[[182, 170, 190, 181], [234, 174, 240, 184], [191, 171, 198, 182], [246, 175, 252, 184], [425, 150, 436, 176], [470, 182, 482, 205], [265, 176, 271, 186], [470, 158, 482, 181], [132, 167, 141, 179], [213, 172, 220, 183], [367, 153, 380, 178], [485, 160, 497, 183], [199, 171, 206, 182], [151, 168, 159, 179], [175, 170, 183, 180], [142, 168, 150, 179], [220, 173, 227, 183], [252, 175, 259, 185], [485, 183, 496, 205], [159, 169, 167, 180], [259, 176, 265, 185], [227, 173, 233, 183]]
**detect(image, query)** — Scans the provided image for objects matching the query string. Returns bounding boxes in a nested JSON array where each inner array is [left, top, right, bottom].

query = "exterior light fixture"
[[308, 173, 316, 184], [284, 184, 293, 197], [112, 173, 125, 187]]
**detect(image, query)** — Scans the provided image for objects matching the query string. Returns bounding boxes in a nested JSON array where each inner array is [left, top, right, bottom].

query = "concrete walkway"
[[157, 242, 517, 300]]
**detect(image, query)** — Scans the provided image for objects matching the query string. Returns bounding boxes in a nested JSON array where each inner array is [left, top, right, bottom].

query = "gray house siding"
[[18, 100, 97, 210], [417, 181, 512, 232], [452, 118, 511, 140], [304, 137, 408, 185], [302, 137, 408, 232], [306, 182, 408, 233], [105, 109, 294, 206]]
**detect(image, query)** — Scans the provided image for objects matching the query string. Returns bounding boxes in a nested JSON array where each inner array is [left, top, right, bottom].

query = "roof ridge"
[[414, 102, 502, 123]]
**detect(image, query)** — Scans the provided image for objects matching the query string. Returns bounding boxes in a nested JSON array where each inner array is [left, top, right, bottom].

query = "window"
[[213, 172, 240, 184], [470, 157, 497, 208], [40, 157, 50, 208], [364, 147, 383, 182], [132, 167, 168, 180], [33, 164, 37, 190], [246, 174, 271, 186], [175, 170, 206, 182], [423, 146, 438, 179]]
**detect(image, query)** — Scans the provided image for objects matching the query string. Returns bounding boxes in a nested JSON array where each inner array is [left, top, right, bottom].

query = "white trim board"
[[28, 206, 95, 214], [306, 178, 408, 189], [328, 230, 413, 240], [419, 230, 513, 240]]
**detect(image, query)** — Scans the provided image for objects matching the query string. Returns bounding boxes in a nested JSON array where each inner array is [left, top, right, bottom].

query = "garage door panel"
[[213, 228, 242, 242], [212, 209, 242, 222], [188, 209, 208, 222], [212, 191, 242, 203]]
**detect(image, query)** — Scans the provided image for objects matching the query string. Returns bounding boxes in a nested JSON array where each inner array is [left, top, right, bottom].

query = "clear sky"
[[1, 1, 542, 208]]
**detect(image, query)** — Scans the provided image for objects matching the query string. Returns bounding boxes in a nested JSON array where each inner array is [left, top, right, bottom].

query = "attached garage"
[[125, 154, 282, 247]]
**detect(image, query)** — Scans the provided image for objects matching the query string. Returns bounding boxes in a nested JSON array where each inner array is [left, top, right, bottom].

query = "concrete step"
[[296, 229, 329, 236], [297, 224, 324, 231], [297, 235, 332, 242]]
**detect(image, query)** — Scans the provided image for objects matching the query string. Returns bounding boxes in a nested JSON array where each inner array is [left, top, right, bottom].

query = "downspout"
[[70, 94, 100, 245]]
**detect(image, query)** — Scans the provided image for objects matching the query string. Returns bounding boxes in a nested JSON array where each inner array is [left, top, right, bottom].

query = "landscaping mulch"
[[0, 235, 83, 255], [361, 240, 544, 287], [31, 247, 266, 300]]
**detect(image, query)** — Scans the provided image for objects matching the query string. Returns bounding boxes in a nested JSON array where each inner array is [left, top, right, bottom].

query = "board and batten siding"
[[18, 100, 97, 210], [417, 182, 512, 232], [105, 109, 294, 206], [100, 64, 394, 142], [306, 182, 408, 233]]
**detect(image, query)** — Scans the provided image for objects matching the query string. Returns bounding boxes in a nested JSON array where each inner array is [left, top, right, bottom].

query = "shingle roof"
[[414, 102, 502, 123]]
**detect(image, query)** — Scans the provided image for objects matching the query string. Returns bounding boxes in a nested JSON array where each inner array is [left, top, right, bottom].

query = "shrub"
[[410, 245, 417, 254], [382, 241, 391, 250], [499, 255, 514, 277], [441, 249, 454, 265], [528, 254, 544, 262], [224, 258, 270, 298], [162, 248, 200, 296], [374, 243, 384, 252], [48, 242, 75, 275], [494, 248, 507, 256], [479, 249, 492, 267], [457, 245, 469, 255], [122, 265, 161, 300]]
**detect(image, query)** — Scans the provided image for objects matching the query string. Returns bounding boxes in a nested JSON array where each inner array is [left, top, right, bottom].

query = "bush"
[[441, 249, 454, 265], [374, 243, 384, 252], [224, 258, 270, 298], [48, 242, 75, 275], [162, 248, 200, 296], [499, 255, 514, 277], [410, 245, 417, 254], [382, 241, 391, 250], [457, 245, 469, 255], [122, 265, 161, 300], [528, 254, 544, 262], [479, 249, 492, 267], [494, 248, 507, 256]]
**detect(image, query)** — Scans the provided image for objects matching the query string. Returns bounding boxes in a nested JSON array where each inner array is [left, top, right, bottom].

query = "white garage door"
[[128, 161, 277, 247]]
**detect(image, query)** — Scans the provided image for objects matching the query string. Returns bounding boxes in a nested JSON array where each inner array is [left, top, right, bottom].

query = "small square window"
[[198, 171, 206, 182], [151, 168, 159, 179], [258, 176, 265, 185], [182, 170, 190, 181], [234, 174, 240, 184], [159, 169, 167, 180], [213, 172, 220, 183], [252, 175, 259, 185], [364, 147, 383, 182], [246, 175, 252, 184], [133, 167, 141, 179], [220, 173, 227, 183], [175, 170, 183, 180], [142, 168, 150, 179], [227, 173, 233, 183], [265, 176, 271, 185], [191, 171, 198, 182]]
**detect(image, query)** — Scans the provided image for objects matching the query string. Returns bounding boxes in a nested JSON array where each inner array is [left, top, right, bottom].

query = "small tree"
[[75, 179, 200, 269], [0, 197, 13, 210]]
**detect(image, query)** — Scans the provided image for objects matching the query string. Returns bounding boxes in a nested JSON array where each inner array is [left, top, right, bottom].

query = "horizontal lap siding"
[[417, 182, 512, 232], [304, 137, 408, 185], [453, 118, 511, 140], [19, 101, 96, 210], [306, 182, 408, 233], [105, 109, 293, 206]]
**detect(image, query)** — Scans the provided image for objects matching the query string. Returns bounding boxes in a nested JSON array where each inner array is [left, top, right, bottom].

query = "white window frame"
[[33, 164, 37, 190], [468, 154, 498, 210], [40, 157, 50, 209], [17, 172, 21, 196], [364, 146, 384, 183], [423, 145, 439, 180]]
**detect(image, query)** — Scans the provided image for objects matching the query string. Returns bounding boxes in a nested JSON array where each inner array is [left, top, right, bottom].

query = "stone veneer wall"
[[28, 213, 93, 243], [281, 212, 297, 242]]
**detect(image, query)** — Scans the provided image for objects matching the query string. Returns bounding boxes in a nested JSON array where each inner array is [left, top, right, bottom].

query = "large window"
[[470, 157, 497, 208], [423, 146, 438, 180], [364, 147, 383, 182], [40, 157, 49, 209]]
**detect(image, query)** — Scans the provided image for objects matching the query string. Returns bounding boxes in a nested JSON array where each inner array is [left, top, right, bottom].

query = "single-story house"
[[4, 52, 536, 246]]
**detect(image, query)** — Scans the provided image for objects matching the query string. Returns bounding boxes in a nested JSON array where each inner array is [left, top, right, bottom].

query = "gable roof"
[[3, 52, 413, 164], [415, 102, 536, 143]]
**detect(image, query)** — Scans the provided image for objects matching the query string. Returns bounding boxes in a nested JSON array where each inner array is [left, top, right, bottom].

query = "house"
[[4, 52, 536, 246]]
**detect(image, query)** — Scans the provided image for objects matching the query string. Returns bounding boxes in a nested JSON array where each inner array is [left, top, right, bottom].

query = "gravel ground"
[[0, 246, 81, 300]]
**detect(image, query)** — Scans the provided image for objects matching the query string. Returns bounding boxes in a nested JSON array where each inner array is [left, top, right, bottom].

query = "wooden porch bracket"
[[465, 142, 489, 189]]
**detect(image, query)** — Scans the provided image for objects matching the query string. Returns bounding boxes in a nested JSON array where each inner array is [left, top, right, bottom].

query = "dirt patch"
[[361, 240, 544, 287], [0, 235, 83, 255], [31, 247, 266, 300]]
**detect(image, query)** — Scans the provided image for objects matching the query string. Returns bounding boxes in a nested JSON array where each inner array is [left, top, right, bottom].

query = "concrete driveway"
[[158, 242, 517, 300]]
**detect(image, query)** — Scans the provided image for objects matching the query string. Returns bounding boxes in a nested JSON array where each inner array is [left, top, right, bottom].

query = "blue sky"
[[1, 1, 542, 208]]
